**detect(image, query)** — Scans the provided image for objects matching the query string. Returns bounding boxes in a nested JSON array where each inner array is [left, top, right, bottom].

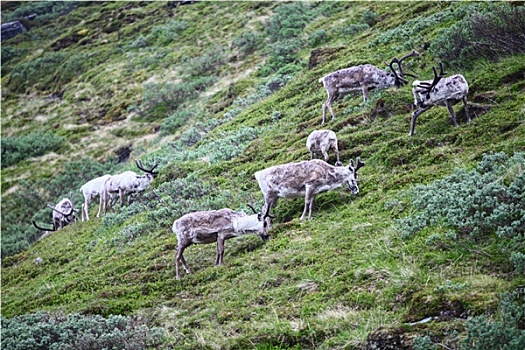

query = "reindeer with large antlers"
[[318, 50, 419, 125], [410, 62, 471, 136], [33, 195, 79, 232], [103, 160, 159, 213]]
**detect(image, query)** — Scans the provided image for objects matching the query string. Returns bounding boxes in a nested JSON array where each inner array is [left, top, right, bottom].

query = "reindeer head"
[[344, 157, 365, 194], [246, 203, 273, 240], [388, 50, 419, 88]]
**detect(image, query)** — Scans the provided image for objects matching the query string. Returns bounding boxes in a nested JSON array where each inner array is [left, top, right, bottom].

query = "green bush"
[[1, 311, 166, 350], [430, 3, 525, 67], [233, 31, 261, 55], [140, 77, 216, 120], [308, 29, 328, 47], [1, 1, 77, 24], [398, 152, 525, 272], [265, 2, 315, 42], [159, 108, 194, 136], [1, 131, 64, 169], [413, 293, 524, 350], [462, 293, 525, 350], [8, 51, 67, 93], [184, 46, 227, 78], [148, 19, 189, 46]]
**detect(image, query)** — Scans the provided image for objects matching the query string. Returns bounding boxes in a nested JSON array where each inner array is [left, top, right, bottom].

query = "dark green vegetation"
[[2, 1, 524, 349]]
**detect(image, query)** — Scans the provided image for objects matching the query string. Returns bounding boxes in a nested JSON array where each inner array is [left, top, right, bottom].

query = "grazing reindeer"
[[410, 62, 471, 136], [319, 50, 419, 125], [172, 205, 270, 280], [306, 129, 341, 166], [103, 160, 159, 213], [255, 157, 365, 221], [79, 174, 112, 221], [33, 196, 78, 232]]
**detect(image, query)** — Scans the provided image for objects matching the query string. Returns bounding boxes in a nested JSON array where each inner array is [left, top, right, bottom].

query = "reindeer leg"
[[216, 237, 225, 266], [361, 85, 369, 102], [322, 149, 329, 162], [308, 196, 316, 221], [301, 186, 315, 220], [333, 145, 341, 166], [462, 96, 471, 123], [445, 100, 459, 127], [176, 245, 190, 279]]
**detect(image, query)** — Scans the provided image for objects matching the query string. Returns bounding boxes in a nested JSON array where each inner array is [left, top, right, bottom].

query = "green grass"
[[2, 1, 525, 349]]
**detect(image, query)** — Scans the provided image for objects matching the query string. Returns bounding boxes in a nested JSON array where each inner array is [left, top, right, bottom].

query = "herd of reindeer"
[[33, 50, 473, 279]]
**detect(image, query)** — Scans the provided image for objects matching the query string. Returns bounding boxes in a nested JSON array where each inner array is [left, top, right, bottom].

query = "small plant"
[[1, 311, 167, 350]]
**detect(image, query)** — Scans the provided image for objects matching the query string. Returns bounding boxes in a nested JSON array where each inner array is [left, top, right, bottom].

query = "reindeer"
[[103, 160, 159, 213], [319, 50, 419, 125], [32, 196, 78, 232], [306, 129, 341, 166], [255, 157, 365, 221], [172, 205, 270, 279], [410, 62, 470, 137], [79, 174, 112, 221]]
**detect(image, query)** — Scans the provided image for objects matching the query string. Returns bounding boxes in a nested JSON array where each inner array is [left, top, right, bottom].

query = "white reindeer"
[[79, 174, 112, 221], [319, 50, 419, 125], [306, 129, 341, 166], [410, 62, 471, 137], [172, 205, 270, 279], [103, 160, 159, 213], [33, 196, 78, 232], [255, 157, 365, 221]]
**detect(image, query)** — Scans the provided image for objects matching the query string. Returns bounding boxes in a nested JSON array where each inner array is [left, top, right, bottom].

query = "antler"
[[135, 159, 159, 176], [416, 62, 447, 97], [392, 50, 419, 79], [389, 59, 409, 85], [33, 220, 56, 232], [47, 204, 74, 217], [247, 202, 258, 215], [350, 157, 366, 173]]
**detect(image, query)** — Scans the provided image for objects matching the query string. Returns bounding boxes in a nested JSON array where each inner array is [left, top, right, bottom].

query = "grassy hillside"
[[2, 1, 524, 349]]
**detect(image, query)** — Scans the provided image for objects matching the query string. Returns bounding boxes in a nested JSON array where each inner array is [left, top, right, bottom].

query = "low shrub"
[[413, 292, 525, 350], [1, 311, 167, 350], [148, 19, 189, 46], [398, 152, 525, 272], [430, 3, 525, 67], [233, 31, 261, 56], [1, 131, 64, 169], [159, 108, 194, 136]]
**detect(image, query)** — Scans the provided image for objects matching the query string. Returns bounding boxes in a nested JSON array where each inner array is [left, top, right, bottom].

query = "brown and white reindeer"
[[306, 129, 341, 166], [410, 62, 471, 136], [33, 195, 79, 232], [255, 157, 365, 221], [319, 50, 419, 125], [172, 205, 270, 279]]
